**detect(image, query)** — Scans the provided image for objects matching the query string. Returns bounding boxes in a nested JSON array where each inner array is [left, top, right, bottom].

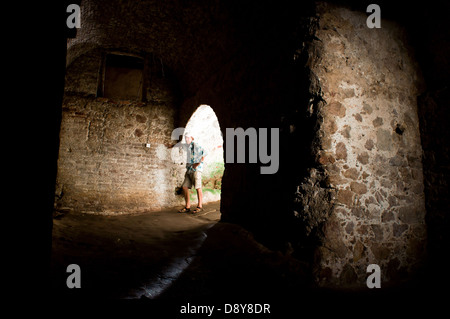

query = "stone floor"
[[50, 201, 441, 314], [51, 201, 313, 299], [51, 201, 223, 299]]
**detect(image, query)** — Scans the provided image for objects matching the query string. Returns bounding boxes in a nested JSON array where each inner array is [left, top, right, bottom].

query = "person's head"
[[184, 132, 194, 144]]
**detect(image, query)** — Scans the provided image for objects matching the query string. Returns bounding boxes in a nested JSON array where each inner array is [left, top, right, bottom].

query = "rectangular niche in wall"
[[99, 53, 144, 101]]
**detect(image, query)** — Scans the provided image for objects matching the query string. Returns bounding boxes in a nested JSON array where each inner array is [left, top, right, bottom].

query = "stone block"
[[353, 113, 363, 122], [365, 139, 374, 150], [350, 181, 367, 194], [324, 117, 338, 135], [335, 142, 347, 160], [371, 224, 384, 242], [381, 210, 395, 222], [337, 189, 353, 206], [343, 168, 359, 180], [370, 243, 391, 261], [328, 101, 346, 117], [372, 117, 383, 127], [393, 223, 408, 237], [377, 129, 393, 151], [353, 240, 366, 262], [357, 152, 369, 165]]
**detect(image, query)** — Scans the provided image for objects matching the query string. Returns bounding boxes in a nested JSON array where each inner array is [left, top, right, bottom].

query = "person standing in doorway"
[[178, 132, 207, 214]]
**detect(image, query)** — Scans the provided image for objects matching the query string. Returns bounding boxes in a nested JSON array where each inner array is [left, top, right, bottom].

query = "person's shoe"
[[192, 207, 203, 214]]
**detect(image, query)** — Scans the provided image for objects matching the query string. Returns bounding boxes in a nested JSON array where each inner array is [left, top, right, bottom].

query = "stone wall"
[[300, 2, 427, 287], [52, 0, 444, 290], [56, 49, 188, 213]]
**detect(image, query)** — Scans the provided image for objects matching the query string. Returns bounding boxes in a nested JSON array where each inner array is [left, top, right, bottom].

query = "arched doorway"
[[184, 105, 224, 204]]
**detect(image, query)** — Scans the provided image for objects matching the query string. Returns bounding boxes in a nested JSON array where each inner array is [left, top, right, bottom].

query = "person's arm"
[[193, 156, 205, 169]]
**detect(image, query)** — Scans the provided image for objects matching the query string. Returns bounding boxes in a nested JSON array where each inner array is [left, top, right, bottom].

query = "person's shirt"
[[186, 142, 207, 172]]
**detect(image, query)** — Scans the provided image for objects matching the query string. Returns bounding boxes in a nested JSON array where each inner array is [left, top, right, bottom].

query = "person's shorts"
[[182, 170, 202, 189]]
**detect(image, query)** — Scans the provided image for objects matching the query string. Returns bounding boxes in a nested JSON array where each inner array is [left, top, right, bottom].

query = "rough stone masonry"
[[54, 0, 435, 290], [299, 2, 427, 287]]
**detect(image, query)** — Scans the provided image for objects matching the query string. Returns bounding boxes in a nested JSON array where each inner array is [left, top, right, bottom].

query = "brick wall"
[[56, 49, 188, 213]]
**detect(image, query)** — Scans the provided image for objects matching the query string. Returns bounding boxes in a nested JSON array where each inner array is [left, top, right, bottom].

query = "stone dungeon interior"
[[20, 0, 449, 306]]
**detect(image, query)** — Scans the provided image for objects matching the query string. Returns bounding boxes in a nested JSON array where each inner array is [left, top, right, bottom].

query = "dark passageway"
[[18, 0, 450, 314]]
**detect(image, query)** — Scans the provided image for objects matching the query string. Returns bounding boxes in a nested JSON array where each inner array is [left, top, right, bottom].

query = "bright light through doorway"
[[185, 105, 224, 201]]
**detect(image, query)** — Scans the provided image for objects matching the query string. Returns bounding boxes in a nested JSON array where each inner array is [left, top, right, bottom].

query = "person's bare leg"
[[183, 186, 191, 208], [196, 188, 203, 208]]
